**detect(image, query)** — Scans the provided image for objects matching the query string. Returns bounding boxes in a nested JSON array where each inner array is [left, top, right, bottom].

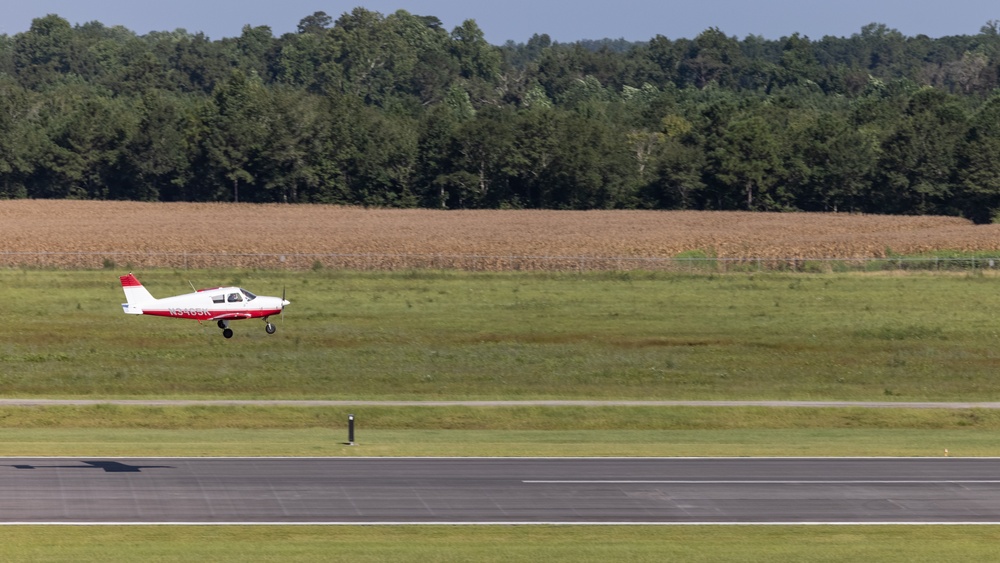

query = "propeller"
[[281, 286, 287, 323]]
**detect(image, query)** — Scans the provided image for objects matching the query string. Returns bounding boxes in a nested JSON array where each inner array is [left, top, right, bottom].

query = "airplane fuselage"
[[120, 273, 289, 338], [136, 288, 285, 321]]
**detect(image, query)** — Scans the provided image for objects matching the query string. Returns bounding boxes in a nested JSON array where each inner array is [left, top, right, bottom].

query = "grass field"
[[3, 268, 1000, 401]]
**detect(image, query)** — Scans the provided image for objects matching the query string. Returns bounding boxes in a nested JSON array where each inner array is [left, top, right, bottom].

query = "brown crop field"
[[2, 200, 1000, 270]]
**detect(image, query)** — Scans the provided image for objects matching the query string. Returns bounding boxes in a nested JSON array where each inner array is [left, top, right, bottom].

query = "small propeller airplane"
[[119, 273, 289, 339]]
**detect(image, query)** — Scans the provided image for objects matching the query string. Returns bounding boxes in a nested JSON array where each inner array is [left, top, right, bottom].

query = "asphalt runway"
[[3, 457, 1000, 524]]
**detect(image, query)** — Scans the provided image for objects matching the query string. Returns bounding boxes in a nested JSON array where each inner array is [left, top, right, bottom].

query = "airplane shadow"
[[6, 461, 173, 473]]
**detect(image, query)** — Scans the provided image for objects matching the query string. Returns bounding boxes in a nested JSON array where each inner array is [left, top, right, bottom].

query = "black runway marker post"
[[347, 413, 356, 446]]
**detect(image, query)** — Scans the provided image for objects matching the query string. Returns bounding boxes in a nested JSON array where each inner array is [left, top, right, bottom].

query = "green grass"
[[2, 526, 1000, 562], [0, 406, 997, 456], [8, 404, 1000, 430], [3, 268, 1000, 401], [0, 427, 993, 457]]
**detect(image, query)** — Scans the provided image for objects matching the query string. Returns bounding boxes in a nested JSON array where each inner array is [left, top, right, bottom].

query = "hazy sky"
[[3, 1, 998, 43]]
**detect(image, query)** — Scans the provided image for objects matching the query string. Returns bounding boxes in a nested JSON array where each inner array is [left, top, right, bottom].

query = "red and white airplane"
[[120, 273, 289, 338]]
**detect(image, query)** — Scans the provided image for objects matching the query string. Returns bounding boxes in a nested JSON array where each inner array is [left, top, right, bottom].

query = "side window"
[[212, 295, 225, 304], [227, 293, 243, 303]]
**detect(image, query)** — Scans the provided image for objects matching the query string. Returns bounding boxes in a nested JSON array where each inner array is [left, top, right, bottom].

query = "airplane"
[[119, 273, 289, 339]]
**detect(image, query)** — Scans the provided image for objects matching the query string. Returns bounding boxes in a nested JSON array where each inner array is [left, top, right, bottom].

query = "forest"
[[3, 9, 1000, 221]]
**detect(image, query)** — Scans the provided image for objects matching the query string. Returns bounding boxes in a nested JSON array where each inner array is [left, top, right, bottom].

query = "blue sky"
[[3, 1, 998, 43]]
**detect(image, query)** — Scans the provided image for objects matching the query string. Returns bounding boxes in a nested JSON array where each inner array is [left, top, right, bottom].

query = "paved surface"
[[3, 399, 1000, 408], [3, 457, 1000, 524]]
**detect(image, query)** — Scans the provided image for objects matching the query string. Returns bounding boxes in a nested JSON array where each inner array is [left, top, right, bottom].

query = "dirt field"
[[2, 200, 999, 269]]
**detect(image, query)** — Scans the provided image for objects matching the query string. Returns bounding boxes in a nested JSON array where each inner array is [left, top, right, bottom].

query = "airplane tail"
[[120, 273, 156, 314]]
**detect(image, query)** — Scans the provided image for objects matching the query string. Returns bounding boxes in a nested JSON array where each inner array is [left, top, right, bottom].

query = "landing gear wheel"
[[265, 322, 276, 335], [217, 320, 227, 329], [223, 328, 234, 339]]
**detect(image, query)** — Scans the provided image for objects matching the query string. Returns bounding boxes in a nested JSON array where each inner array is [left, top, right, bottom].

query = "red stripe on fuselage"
[[141, 309, 283, 320]]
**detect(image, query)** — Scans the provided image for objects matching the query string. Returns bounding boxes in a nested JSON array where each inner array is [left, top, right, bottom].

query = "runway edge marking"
[[4, 522, 1000, 526]]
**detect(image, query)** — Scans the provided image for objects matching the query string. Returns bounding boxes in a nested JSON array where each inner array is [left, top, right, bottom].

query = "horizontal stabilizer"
[[122, 303, 144, 315]]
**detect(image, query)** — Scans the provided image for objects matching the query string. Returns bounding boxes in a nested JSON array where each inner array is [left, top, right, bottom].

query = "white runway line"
[[524, 480, 1000, 484]]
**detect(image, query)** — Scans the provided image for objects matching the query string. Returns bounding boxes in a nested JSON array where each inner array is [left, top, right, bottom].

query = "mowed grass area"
[[3, 427, 999, 457], [3, 526, 1000, 562], [2, 268, 1000, 400], [3, 405, 1000, 456]]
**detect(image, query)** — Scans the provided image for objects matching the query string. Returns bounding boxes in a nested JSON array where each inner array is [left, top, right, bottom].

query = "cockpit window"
[[240, 289, 257, 301], [227, 292, 243, 303]]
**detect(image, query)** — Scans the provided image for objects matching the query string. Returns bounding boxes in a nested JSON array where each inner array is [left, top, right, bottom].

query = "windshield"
[[240, 289, 257, 301]]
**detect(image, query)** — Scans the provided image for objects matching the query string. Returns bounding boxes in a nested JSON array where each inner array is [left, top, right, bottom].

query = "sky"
[[2, 1, 999, 44]]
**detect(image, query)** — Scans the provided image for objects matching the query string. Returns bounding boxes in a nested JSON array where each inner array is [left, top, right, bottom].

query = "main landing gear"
[[217, 319, 234, 339], [215, 319, 278, 338]]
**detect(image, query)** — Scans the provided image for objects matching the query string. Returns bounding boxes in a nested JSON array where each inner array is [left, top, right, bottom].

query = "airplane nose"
[[282, 299, 290, 307]]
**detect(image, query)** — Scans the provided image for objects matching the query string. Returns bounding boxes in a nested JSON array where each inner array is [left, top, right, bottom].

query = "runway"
[[3, 457, 1000, 524]]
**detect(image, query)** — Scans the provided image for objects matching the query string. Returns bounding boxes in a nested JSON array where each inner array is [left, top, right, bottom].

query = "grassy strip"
[[2, 526, 999, 562], [0, 428, 991, 457], [0, 405, 998, 430], [0, 406, 996, 457]]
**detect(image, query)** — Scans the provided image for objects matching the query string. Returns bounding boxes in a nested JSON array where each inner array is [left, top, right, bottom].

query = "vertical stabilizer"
[[120, 273, 156, 314]]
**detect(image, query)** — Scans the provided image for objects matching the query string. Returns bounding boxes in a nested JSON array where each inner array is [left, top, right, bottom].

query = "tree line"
[[3, 10, 1000, 221]]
